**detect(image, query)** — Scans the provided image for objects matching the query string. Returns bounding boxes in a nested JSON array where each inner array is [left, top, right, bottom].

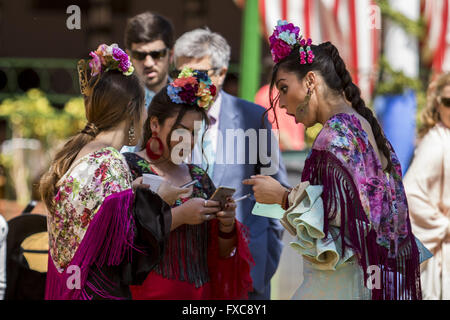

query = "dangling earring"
[[146, 131, 164, 160], [128, 125, 135, 145], [295, 87, 312, 120]]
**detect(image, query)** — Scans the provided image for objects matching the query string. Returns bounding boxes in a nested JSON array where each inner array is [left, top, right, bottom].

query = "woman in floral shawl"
[[39, 44, 182, 300], [123, 68, 253, 300], [243, 21, 426, 300]]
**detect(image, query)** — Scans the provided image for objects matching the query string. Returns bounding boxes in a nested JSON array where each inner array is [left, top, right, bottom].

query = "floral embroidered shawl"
[[45, 147, 171, 300], [301, 113, 421, 300]]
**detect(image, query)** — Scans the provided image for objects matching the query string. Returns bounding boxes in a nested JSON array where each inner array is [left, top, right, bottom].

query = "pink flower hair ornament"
[[88, 43, 134, 77], [269, 20, 315, 65], [77, 43, 134, 96]]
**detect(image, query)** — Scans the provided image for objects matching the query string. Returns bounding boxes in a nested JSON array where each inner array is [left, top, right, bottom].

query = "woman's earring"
[[146, 131, 164, 160], [128, 125, 136, 145], [295, 87, 312, 119]]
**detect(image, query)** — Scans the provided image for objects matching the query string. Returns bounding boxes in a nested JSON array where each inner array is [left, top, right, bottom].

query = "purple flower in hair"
[[112, 47, 131, 72], [178, 84, 198, 105], [269, 36, 293, 63], [269, 20, 301, 63], [273, 20, 300, 38]]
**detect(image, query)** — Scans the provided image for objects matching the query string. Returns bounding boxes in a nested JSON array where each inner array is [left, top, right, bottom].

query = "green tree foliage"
[[0, 90, 85, 204]]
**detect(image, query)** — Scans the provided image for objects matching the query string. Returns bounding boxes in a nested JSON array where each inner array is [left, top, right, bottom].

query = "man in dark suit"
[[173, 28, 290, 300]]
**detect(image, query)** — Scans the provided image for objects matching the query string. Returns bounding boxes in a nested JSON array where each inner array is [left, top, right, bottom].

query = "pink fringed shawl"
[[301, 114, 422, 300], [45, 189, 135, 300]]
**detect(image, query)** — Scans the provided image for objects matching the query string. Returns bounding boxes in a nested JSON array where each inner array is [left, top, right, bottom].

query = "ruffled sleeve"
[[285, 184, 358, 271]]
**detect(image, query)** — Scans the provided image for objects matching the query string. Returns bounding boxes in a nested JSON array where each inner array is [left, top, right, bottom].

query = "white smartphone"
[[142, 174, 165, 193]]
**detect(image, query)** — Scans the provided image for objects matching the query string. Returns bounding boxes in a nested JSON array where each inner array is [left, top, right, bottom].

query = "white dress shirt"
[[191, 92, 222, 176]]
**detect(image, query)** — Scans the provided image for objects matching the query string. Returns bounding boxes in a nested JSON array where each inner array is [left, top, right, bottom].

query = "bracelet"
[[218, 223, 236, 239]]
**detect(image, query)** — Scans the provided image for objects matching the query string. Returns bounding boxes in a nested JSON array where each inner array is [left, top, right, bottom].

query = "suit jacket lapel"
[[212, 91, 239, 186]]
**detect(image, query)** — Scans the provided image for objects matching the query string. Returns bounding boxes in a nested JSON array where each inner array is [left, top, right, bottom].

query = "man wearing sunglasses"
[[124, 11, 174, 109], [174, 28, 290, 300], [121, 12, 174, 154]]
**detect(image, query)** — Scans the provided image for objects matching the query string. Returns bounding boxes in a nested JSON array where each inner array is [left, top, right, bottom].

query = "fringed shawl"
[[301, 113, 422, 300], [208, 219, 254, 299], [45, 189, 136, 300], [149, 218, 255, 299]]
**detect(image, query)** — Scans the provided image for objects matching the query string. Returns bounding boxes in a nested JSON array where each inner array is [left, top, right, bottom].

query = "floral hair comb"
[[88, 43, 134, 77], [167, 67, 217, 110], [269, 20, 315, 65], [77, 43, 134, 96]]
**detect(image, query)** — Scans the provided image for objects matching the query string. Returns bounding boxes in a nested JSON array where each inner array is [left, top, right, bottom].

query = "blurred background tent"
[[236, 0, 449, 174]]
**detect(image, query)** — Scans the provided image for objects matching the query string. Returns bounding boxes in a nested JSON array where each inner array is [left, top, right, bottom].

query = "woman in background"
[[404, 73, 450, 300]]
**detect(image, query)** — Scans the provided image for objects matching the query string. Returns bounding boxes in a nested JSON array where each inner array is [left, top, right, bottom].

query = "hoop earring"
[[146, 131, 164, 160], [128, 125, 136, 145], [295, 88, 312, 120]]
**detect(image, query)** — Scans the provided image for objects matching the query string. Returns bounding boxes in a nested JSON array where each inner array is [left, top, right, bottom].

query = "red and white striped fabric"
[[421, 0, 450, 76], [258, 0, 381, 99]]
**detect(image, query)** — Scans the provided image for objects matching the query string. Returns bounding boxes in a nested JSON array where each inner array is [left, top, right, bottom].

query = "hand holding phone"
[[209, 186, 236, 209]]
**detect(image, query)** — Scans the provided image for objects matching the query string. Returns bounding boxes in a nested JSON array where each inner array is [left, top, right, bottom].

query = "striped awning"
[[421, 0, 450, 75], [235, 0, 382, 99]]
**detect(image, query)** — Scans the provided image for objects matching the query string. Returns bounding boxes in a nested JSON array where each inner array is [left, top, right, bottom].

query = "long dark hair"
[[39, 69, 145, 213], [269, 41, 393, 172], [141, 86, 210, 167]]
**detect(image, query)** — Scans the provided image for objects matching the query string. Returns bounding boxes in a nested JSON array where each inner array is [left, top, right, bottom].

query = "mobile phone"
[[209, 186, 236, 208]]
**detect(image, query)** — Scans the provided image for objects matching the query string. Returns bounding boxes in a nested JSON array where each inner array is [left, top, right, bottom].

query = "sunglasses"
[[169, 68, 219, 79], [130, 48, 168, 61], [438, 96, 450, 107]]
